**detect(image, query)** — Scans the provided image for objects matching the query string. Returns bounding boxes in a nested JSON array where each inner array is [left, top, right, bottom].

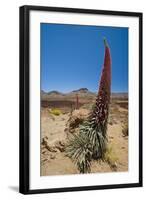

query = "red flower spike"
[[66, 39, 112, 173], [92, 39, 111, 126]]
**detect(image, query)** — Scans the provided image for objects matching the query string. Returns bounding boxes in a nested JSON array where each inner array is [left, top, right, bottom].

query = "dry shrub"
[[67, 109, 89, 133], [122, 122, 128, 137]]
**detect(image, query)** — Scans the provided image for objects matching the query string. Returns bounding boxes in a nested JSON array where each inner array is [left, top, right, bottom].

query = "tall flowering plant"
[[66, 39, 111, 173]]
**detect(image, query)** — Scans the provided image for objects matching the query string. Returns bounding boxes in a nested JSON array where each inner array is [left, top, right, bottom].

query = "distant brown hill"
[[41, 89, 128, 110], [41, 88, 128, 100], [41, 88, 94, 103]]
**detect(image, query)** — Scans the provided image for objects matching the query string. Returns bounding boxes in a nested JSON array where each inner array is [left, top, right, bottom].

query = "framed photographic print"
[[19, 5, 143, 194]]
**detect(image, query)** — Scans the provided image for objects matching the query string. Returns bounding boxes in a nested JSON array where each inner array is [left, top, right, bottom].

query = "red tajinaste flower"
[[66, 39, 112, 173], [91, 39, 111, 128]]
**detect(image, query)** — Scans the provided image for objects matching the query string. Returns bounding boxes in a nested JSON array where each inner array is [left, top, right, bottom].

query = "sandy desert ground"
[[40, 93, 128, 176]]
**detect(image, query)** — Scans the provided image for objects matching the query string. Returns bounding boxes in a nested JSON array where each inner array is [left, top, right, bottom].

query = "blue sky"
[[41, 23, 128, 93]]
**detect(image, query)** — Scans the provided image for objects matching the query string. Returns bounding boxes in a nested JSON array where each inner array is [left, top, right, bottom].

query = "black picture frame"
[[19, 5, 143, 194]]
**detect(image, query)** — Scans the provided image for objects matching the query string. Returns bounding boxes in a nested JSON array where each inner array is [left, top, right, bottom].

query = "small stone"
[[64, 128, 68, 132], [54, 140, 65, 152], [42, 158, 48, 162], [50, 154, 55, 159]]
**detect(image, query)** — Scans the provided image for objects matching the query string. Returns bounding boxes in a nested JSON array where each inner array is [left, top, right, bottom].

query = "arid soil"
[[40, 99, 128, 176]]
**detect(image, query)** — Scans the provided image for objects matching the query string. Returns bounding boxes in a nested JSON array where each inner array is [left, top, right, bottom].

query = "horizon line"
[[41, 89, 128, 94]]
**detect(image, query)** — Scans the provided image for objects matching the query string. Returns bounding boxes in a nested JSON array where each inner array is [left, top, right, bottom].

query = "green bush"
[[50, 108, 62, 116], [104, 145, 118, 171]]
